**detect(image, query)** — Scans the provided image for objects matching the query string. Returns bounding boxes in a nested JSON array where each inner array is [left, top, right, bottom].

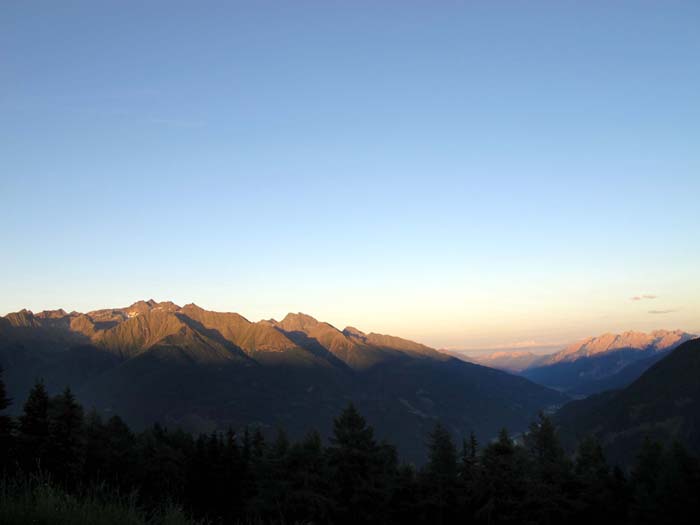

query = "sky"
[[1, 1, 699, 349]]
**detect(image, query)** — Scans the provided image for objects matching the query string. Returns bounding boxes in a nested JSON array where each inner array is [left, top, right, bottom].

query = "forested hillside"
[[2, 369, 699, 525]]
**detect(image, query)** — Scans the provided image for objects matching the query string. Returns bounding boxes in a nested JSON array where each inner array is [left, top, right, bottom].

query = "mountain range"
[[464, 350, 545, 373], [520, 330, 694, 395], [0, 300, 565, 462], [555, 336, 700, 464]]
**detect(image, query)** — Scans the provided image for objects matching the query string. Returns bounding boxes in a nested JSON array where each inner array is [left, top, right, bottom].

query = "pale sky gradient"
[[1, 1, 699, 348]]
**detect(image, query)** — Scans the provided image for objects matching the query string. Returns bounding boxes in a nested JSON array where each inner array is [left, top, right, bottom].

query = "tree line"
[[1, 367, 699, 524]]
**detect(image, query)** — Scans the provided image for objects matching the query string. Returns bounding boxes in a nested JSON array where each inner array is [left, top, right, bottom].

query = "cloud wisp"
[[631, 294, 657, 301], [648, 309, 677, 315]]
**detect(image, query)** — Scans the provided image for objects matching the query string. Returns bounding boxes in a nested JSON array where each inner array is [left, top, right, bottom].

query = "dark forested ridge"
[[2, 369, 700, 525], [555, 337, 700, 465], [0, 301, 564, 463]]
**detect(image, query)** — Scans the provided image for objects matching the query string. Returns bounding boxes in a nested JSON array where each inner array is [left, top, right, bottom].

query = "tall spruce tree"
[[328, 403, 389, 524], [523, 413, 573, 524], [83, 409, 107, 483], [457, 431, 479, 518], [0, 366, 14, 472], [18, 380, 50, 471], [572, 436, 616, 524], [478, 428, 528, 524], [630, 437, 664, 524], [103, 414, 137, 488], [425, 422, 458, 525], [46, 387, 85, 485], [656, 441, 700, 525], [459, 431, 478, 480], [285, 430, 330, 523]]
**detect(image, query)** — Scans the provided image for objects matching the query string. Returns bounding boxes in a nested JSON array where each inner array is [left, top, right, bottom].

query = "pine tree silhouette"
[[46, 387, 85, 485], [0, 366, 14, 471], [18, 380, 50, 472], [426, 422, 458, 525]]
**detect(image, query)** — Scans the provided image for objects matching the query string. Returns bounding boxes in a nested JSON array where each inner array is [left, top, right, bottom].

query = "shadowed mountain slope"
[[0, 300, 565, 462], [555, 337, 700, 465]]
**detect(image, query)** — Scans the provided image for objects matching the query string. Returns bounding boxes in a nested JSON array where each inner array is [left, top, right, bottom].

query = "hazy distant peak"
[[485, 350, 536, 359], [468, 350, 543, 373]]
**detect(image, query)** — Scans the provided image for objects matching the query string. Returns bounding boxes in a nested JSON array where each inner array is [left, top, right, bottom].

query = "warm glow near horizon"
[[3, 285, 698, 351], [1, 2, 698, 349]]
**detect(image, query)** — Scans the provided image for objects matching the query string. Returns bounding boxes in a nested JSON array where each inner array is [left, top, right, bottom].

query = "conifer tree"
[[47, 387, 85, 485], [574, 435, 608, 480], [18, 379, 50, 471], [83, 409, 107, 482], [242, 426, 251, 465], [478, 428, 527, 523], [271, 427, 289, 458], [427, 422, 458, 481], [630, 437, 664, 524], [525, 412, 568, 471], [252, 427, 266, 459], [573, 436, 616, 524], [425, 422, 458, 524], [460, 431, 478, 479], [104, 414, 137, 488], [656, 441, 700, 525], [523, 413, 573, 523], [457, 431, 479, 518], [0, 366, 14, 471], [328, 403, 387, 524], [285, 430, 330, 523]]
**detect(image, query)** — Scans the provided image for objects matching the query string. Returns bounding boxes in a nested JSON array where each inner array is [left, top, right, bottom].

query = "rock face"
[[555, 337, 700, 465], [0, 300, 564, 462], [537, 330, 691, 365], [521, 330, 695, 395]]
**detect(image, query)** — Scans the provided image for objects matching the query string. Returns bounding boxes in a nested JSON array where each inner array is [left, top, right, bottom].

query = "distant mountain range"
[[463, 350, 545, 373], [555, 336, 700, 464], [0, 300, 564, 462], [520, 330, 695, 395]]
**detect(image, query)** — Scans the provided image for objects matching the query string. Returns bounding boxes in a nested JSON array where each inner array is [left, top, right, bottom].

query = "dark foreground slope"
[[0, 301, 564, 462], [555, 337, 700, 464], [4, 385, 699, 525]]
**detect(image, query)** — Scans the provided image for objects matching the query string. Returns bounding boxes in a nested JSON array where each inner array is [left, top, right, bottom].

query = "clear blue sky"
[[2, 1, 699, 348]]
